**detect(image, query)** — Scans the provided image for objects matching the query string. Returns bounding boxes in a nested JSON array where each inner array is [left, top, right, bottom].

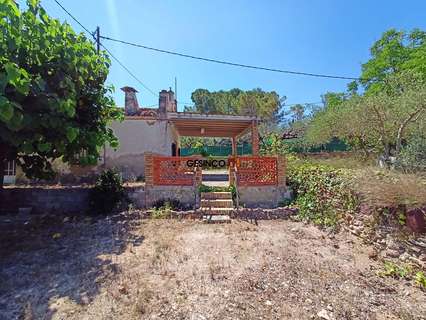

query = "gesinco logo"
[[186, 159, 228, 168]]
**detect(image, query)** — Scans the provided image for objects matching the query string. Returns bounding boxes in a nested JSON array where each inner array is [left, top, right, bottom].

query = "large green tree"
[[305, 29, 426, 161], [0, 0, 122, 187], [189, 88, 282, 120]]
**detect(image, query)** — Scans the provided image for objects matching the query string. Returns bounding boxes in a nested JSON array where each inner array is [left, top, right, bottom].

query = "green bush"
[[287, 163, 358, 228], [151, 199, 184, 211], [395, 136, 426, 172], [89, 169, 128, 215]]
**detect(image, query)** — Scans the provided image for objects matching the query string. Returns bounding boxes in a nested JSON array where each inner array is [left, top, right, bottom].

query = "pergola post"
[[251, 120, 259, 155], [231, 137, 237, 156]]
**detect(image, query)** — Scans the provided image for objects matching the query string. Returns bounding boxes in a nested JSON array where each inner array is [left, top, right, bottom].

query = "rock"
[[399, 252, 410, 262], [265, 300, 273, 306], [317, 308, 334, 320], [305, 298, 313, 304], [386, 239, 401, 251], [419, 254, 426, 262], [385, 249, 400, 258], [368, 248, 378, 259]]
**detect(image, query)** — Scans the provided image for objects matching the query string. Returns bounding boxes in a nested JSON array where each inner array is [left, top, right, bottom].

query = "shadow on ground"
[[0, 211, 144, 319]]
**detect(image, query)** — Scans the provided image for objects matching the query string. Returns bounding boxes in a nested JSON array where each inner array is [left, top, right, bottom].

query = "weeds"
[[378, 261, 425, 289], [414, 271, 426, 289], [151, 203, 172, 219], [378, 261, 412, 279]]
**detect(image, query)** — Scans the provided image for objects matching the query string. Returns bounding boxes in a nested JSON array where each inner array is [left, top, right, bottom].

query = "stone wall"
[[0, 185, 146, 215], [238, 185, 290, 208], [144, 185, 197, 209]]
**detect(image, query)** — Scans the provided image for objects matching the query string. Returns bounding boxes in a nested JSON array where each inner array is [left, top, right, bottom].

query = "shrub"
[[151, 203, 172, 219], [152, 199, 183, 211], [287, 163, 358, 228], [89, 169, 128, 215], [395, 136, 426, 172]]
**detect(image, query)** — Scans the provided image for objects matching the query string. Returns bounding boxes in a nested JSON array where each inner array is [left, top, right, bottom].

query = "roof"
[[281, 126, 304, 139], [167, 112, 257, 137]]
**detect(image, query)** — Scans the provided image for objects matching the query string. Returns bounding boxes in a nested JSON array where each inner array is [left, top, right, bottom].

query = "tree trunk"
[[395, 109, 423, 155]]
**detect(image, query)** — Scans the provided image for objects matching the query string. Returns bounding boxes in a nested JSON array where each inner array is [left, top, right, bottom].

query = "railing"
[[234, 156, 278, 186], [153, 156, 195, 186]]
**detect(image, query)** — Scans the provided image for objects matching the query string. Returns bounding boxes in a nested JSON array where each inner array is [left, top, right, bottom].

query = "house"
[[103, 86, 260, 180]]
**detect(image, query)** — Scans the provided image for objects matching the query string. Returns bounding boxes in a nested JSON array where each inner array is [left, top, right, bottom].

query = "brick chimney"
[[159, 88, 177, 114], [121, 86, 139, 116]]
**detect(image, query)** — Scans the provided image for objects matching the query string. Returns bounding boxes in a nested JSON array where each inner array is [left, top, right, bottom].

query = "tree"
[[289, 104, 305, 122], [0, 0, 122, 187], [361, 29, 426, 93], [305, 29, 426, 161], [190, 88, 282, 120]]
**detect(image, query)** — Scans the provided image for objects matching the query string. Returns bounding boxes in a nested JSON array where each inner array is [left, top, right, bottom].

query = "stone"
[[385, 249, 400, 258], [386, 239, 400, 251], [317, 309, 334, 320], [368, 248, 378, 259], [399, 252, 410, 262], [265, 300, 273, 306]]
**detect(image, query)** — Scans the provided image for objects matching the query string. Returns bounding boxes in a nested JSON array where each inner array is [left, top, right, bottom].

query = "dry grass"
[[353, 168, 426, 208], [1, 216, 425, 319]]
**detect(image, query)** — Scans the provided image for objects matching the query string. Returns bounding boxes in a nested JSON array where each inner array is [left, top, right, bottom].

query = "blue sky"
[[23, 0, 426, 110]]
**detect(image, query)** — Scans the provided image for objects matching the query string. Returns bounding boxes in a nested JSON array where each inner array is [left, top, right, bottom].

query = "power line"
[[53, 0, 93, 36], [100, 45, 158, 97], [53, 0, 158, 99], [283, 101, 323, 107], [100, 35, 363, 81]]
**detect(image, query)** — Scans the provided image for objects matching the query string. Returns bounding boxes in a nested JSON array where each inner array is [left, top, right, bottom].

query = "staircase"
[[200, 192, 233, 223]]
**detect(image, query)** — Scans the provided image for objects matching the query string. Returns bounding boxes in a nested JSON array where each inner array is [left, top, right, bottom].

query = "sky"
[[20, 0, 426, 111]]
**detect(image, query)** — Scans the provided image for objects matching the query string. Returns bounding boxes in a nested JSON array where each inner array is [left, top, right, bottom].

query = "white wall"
[[104, 119, 179, 179]]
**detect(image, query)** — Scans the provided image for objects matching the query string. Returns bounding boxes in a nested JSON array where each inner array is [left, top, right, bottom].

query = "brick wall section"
[[277, 155, 286, 187], [194, 167, 202, 187], [144, 152, 154, 187], [251, 121, 259, 155]]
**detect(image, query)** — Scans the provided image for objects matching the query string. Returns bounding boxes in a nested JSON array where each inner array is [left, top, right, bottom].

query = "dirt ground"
[[0, 212, 425, 320]]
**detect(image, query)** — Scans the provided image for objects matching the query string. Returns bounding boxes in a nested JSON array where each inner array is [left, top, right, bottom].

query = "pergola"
[[167, 112, 260, 155]]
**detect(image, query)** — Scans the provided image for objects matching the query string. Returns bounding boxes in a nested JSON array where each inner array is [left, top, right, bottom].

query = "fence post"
[[144, 152, 154, 187], [277, 155, 286, 187]]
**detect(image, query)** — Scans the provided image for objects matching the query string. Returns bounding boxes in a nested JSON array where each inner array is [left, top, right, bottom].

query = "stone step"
[[199, 207, 234, 215], [202, 173, 229, 181], [201, 192, 232, 200], [201, 199, 233, 208], [202, 215, 231, 223]]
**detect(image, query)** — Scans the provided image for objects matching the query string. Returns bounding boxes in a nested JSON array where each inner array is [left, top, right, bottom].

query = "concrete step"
[[202, 173, 229, 181], [199, 207, 234, 215], [201, 199, 233, 208], [201, 192, 232, 200], [202, 215, 231, 223]]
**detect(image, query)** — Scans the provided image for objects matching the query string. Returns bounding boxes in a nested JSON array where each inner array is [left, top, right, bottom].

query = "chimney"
[[121, 86, 139, 115], [158, 88, 177, 114]]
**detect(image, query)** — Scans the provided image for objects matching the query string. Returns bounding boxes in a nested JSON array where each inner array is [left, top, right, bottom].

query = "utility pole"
[[95, 26, 100, 54], [95, 26, 106, 168], [174, 76, 177, 103]]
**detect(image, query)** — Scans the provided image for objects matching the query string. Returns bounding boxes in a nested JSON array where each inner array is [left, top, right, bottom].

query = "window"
[[4, 160, 16, 176]]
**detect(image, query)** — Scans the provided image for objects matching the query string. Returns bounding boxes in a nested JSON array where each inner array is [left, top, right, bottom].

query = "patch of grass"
[[414, 271, 426, 289], [151, 204, 172, 219], [378, 261, 425, 289], [378, 261, 412, 279]]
